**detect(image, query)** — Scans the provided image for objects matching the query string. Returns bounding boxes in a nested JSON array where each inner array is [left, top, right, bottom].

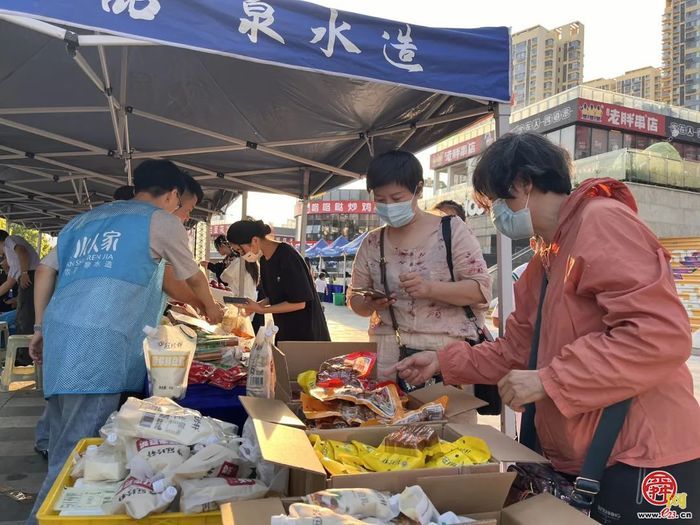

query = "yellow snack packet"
[[359, 447, 426, 472], [297, 370, 318, 395], [309, 435, 363, 475], [425, 436, 491, 468]]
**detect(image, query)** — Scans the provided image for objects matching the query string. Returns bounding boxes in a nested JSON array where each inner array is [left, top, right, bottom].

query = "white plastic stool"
[[0, 334, 36, 391], [0, 321, 9, 364]]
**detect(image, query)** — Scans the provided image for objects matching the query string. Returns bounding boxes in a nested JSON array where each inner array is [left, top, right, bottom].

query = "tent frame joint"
[[246, 140, 258, 150], [64, 30, 79, 55]]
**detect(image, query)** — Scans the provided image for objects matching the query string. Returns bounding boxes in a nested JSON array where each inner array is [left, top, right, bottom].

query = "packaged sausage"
[[316, 352, 377, 389], [179, 477, 268, 513], [310, 384, 402, 420], [143, 324, 197, 400], [103, 477, 177, 519]]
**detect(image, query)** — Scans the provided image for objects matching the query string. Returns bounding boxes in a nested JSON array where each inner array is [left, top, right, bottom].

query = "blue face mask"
[[490, 196, 534, 240], [375, 191, 417, 228]]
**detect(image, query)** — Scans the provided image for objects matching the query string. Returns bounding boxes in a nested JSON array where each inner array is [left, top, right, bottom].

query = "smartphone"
[[223, 296, 250, 305], [350, 287, 387, 300]]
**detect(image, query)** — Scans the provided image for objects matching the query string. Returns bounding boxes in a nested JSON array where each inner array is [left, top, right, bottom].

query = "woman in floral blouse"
[[348, 150, 491, 384]]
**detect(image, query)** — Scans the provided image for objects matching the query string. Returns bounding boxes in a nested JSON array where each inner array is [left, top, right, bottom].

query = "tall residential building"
[[584, 67, 664, 102], [662, 0, 700, 109], [512, 22, 584, 108]]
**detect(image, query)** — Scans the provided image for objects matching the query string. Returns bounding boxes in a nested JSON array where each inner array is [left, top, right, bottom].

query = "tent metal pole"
[[494, 102, 516, 440], [131, 145, 247, 159], [119, 48, 132, 185], [4, 160, 120, 189], [299, 169, 310, 257], [97, 45, 125, 156], [196, 167, 304, 183], [133, 109, 362, 179], [0, 14, 66, 39], [0, 117, 108, 154], [311, 138, 368, 195], [78, 35, 154, 47], [0, 107, 108, 115], [342, 254, 347, 294], [238, 191, 248, 297], [396, 95, 450, 149]]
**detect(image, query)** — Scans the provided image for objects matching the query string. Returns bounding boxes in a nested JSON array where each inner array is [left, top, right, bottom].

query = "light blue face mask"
[[490, 195, 534, 240], [375, 190, 417, 228]]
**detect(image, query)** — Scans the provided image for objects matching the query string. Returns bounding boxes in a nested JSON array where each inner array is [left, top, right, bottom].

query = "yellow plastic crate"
[[37, 438, 221, 525]]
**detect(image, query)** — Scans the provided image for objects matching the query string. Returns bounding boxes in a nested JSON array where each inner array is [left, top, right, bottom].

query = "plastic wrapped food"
[[188, 361, 217, 385], [153, 443, 244, 491], [125, 438, 191, 480], [382, 425, 440, 456], [297, 370, 317, 395], [310, 384, 402, 420], [179, 477, 268, 513], [143, 324, 197, 399], [303, 488, 397, 521], [209, 365, 246, 390], [83, 443, 127, 482], [111, 397, 228, 446], [103, 478, 177, 519], [246, 321, 278, 399], [316, 352, 377, 389]]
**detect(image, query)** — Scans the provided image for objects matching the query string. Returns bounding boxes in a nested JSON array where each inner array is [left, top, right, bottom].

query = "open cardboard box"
[[243, 395, 547, 497], [221, 473, 597, 525], [273, 341, 487, 422]]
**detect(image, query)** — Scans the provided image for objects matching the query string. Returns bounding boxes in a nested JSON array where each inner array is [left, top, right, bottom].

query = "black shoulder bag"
[[440, 216, 501, 416], [509, 273, 633, 513], [379, 226, 443, 393]]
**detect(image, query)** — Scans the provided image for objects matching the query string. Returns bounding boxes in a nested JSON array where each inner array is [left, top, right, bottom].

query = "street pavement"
[[0, 303, 698, 523]]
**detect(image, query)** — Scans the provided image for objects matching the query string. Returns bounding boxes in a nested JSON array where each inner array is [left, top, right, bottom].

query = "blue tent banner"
[[0, 0, 511, 102]]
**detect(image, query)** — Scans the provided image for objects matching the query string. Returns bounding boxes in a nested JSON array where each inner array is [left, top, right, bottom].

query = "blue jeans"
[[35, 405, 50, 451], [27, 394, 121, 525]]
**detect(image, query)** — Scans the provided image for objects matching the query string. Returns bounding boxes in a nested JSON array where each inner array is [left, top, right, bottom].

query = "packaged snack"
[[103, 477, 176, 519], [397, 485, 440, 525], [382, 425, 440, 456], [179, 477, 268, 513], [354, 440, 426, 472], [272, 505, 367, 524], [154, 443, 243, 491], [84, 443, 127, 482], [297, 370, 318, 395], [112, 397, 226, 446], [143, 324, 197, 399], [188, 361, 217, 385], [209, 365, 246, 390], [389, 397, 448, 425], [125, 438, 191, 480], [310, 384, 402, 420], [316, 352, 377, 389], [303, 488, 397, 520], [309, 434, 366, 475], [424, 437, 491, 468], [246, 321, 278, 399]]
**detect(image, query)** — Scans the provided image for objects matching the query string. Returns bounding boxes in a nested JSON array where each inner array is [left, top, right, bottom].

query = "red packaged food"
[[209, 366, 247, 390], [316, 352, 377, 389], [188, 361, 217, 385]]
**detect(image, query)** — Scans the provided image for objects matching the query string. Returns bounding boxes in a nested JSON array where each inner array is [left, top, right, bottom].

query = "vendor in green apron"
[[26, 160, 223, 525]]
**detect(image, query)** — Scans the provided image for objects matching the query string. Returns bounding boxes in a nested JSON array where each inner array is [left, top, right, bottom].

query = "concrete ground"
[[1, 304, 698, 523]]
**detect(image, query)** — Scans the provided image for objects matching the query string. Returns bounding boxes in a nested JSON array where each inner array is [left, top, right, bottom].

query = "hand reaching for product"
[[242, 298, 263, 316], [20, 272, 32, 289], [497, 370, 548, 412], [392, 351, 441, 385], [204, 302, 224, 325], [399, 272, 433, 299]]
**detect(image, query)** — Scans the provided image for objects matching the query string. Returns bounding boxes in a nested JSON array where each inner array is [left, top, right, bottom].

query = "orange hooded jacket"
[[438, 178, 700, 474]]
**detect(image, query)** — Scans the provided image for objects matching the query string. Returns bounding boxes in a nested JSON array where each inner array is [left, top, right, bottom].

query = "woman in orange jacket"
[[395, 132, 700, 524]]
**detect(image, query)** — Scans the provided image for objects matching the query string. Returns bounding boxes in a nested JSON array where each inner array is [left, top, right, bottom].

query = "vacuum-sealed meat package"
[[315, 352, 376, 389], [143, 324, 197, 399]]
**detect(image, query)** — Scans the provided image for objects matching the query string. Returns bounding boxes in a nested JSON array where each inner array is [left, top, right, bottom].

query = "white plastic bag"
[[246, 320, 278, 399], [143, 324, 197, 399], [112, 397, 226, 446], [179, 477, 268, 514], [83, 443, 127, 482], [103, 477, 177, 519], [125, 438, 191, 480]]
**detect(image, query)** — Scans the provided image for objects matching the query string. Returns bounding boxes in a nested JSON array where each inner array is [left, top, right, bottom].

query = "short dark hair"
[[113, 185, 135, 201], [227, 219, 271, 245], [433, 200, 466, 222], [366, 150, 423, 193], [133, 160, 186, 197], [472, 132, 572, 207], [0, 230, 8, 242], [183, 172, 204, 205], [213, 235, 228, 249]]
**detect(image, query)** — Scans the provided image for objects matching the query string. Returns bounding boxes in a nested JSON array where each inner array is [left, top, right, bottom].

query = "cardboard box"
[[273, 341, 487, 422], [220, 473, 598, 524], [243, 396, 547, 496]]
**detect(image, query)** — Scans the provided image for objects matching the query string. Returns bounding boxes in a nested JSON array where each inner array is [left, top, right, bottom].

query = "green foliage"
[[0, 218, 52, 258]]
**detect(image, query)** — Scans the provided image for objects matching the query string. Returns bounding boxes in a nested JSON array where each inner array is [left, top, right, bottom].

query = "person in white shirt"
[[0, 231, 40, 339], [315, 272, 328, 303]]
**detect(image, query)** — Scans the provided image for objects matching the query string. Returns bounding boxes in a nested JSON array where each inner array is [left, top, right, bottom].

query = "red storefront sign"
[[294, 200, 375, 216], [578, 99, 666, 137], [430, 135, 490, 170]]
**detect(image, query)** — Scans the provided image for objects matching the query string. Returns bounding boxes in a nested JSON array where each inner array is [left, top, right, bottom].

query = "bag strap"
[[518, 271, 631, 511], [441, 216, 492, 342], [379, 227, 402, 348]]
